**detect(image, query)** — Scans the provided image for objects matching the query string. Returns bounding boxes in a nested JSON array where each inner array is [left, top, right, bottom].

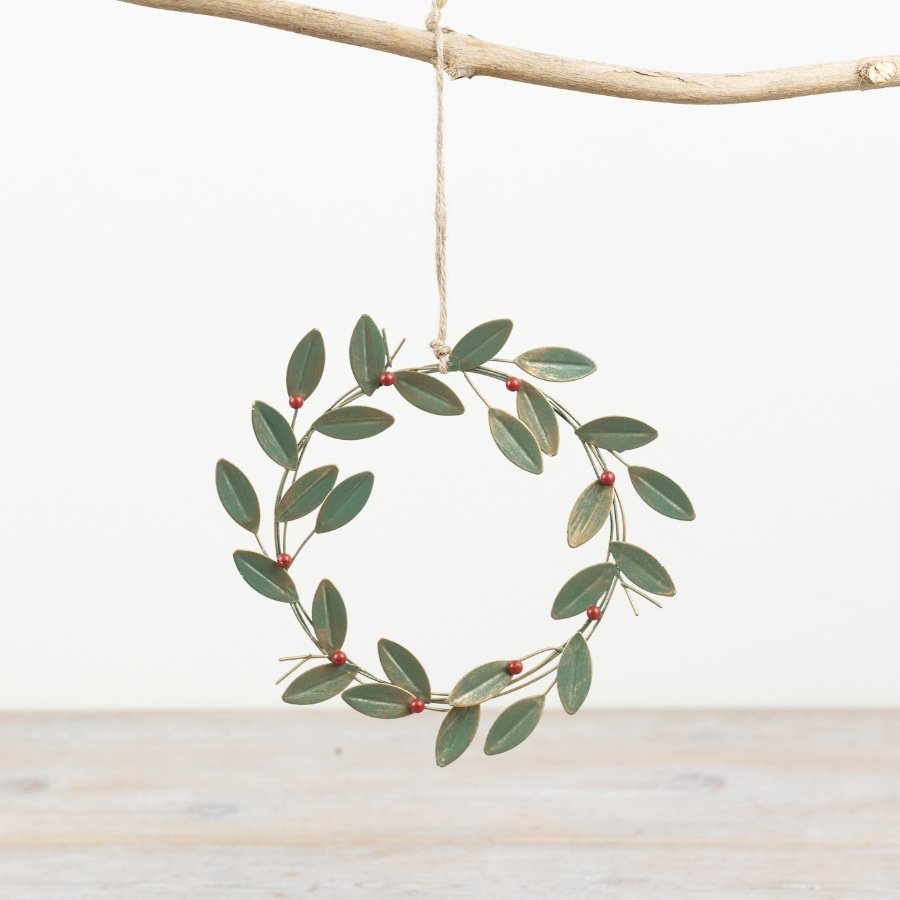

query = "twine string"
[[426, 0, 451, 373]]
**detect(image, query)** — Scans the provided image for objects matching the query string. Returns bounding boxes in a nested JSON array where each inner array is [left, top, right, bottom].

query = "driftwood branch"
[[118, 0, 900, 105]]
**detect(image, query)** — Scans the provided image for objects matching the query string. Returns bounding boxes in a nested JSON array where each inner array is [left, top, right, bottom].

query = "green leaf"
[[315, 471, 374, 533], [349, 314, 386, 396], [286, 328, 325, 400], [215, 459, 260, 533], [516, 381, 559, 456], [435, 705, 480, 767], [576, 416, 658, 452], [629, 466, 695, 521], [488, 408, 543, 474], [448, 661, 512, 707], [551, 563, 617, 619], [312, 579, 347, 654], [450, 319, 513, 371], [275, 465, 339, 522], [251, 402, 298, 470], [557, 634, 592, 715], [393, 371, 464, 416], [484, 696, 545, 756], [566, 481, 614, 548], [610, 541, 676, 596], [314, 407, 394, 440], [514, 347, 596, 382], [377, 639, 431, 702], [342, 683, 414, 718], [233, 550, 298, 603], [282, 663, 357, 705]]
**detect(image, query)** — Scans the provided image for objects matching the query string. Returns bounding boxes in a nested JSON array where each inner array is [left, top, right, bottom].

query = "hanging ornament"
[[218, 314, 695, 765], [216, 0, 695, 765]]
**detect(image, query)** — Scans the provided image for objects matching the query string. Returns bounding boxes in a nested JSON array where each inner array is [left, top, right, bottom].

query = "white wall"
[[2, 1, 898, 709]]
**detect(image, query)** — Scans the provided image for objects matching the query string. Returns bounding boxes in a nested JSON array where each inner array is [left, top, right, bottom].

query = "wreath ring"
[[216, 315, 695, 766]]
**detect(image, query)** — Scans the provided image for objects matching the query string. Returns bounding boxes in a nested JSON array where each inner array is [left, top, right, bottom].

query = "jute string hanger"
[[426, 0, 452, 374]]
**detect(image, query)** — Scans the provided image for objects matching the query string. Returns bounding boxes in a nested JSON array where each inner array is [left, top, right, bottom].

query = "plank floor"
[[1, 710, 898, 898]]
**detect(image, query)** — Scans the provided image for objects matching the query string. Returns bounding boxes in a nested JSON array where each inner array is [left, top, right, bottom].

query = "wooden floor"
[[1, 710, 898, 898]]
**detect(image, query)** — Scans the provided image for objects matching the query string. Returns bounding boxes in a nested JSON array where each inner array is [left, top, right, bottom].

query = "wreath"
[[216, 315, 695, 766]]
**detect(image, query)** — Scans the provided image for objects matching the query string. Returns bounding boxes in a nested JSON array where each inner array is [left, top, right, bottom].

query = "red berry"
[[408, 697, 425, 714], [330, 650, 348, 666], [507, 659, 524, 676], [379, 371, 396, 386], [599, 470, 616, 486], [586, 605, 602, 621], [505, 376, 521, 392], [275, 552, 292, 568], [288, 394, 304, 409]]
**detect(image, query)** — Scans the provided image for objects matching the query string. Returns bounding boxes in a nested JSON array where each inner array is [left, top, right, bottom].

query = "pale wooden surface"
[[119, 0, 900, 105], [1, 710, 898, 898]]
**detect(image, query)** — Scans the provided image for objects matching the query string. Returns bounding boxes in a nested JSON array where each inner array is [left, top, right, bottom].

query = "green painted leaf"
[[629, 466, 695, 521], [393, 371, 464, 416], [566, 481, 614, 548], [610, 541, 676, 596], [312, 579, 347, 654], [215, 459, 260, 533], [484, 696, 545, 756], [516, 381, 559, 456], [576, 416, 658, 452], [233, 550, 298, 603], [435, 705, 480, 767], [450, 319, 513, 371], [314, 407, 394, 440], [488, 408, 543, 474], [551, 563, 617, 619], [286, 328, 325, 400], [282, 663, 357, 705], [342, 683, 414, 718], [515, 347, 596, 382], [557, 633, 592, 715], [378, 639, 431, 702], [251, 401, 298, 470], [349, 314, 386, 396], [448, 661, 512, 707], [315, 471, 374, 533], [275, 465, 339, 522]]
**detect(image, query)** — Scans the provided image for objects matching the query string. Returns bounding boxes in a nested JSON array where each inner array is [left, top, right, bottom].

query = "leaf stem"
[[582, 441, 602, 479], [497, 666, 559, 698], [291, 528, 316, 560], [462, 371, 492, 408], [620, 580, 664, 608], [623, 585, 640, 616], [387, 337, 406, 366], [275, 654, 327, 685]]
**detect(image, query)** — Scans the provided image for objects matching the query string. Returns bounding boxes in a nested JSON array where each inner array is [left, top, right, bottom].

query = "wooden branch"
[[118, 0, 900, 105]]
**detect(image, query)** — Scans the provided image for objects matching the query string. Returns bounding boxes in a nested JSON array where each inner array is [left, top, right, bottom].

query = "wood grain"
[[1, 710, 899, 897], [117, 0, 900, 105]]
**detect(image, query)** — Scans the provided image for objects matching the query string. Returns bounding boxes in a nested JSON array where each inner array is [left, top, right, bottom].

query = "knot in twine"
[[426, 0, 451, 373]]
